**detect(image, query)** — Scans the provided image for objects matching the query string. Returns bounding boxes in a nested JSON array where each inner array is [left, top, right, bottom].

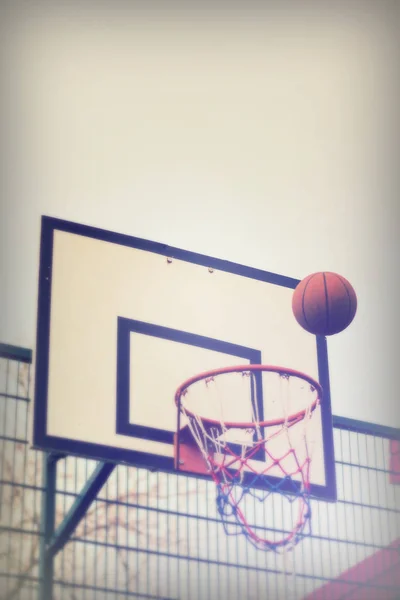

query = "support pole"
[[38, 453, 62, 600], [38, 457, 114, 599]]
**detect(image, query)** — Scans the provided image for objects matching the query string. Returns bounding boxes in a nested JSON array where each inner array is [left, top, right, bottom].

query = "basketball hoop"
[[174, 365, 322, 552]]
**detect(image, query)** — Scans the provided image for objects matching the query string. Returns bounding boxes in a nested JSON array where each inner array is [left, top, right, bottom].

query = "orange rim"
[[175, 364, 322, 429]]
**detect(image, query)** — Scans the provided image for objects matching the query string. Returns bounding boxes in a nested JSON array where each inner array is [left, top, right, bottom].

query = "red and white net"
[[176, 365, 322, 552]]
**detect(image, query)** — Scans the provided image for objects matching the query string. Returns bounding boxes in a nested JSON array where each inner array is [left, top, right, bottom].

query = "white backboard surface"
[[33, 216, 336, 499]]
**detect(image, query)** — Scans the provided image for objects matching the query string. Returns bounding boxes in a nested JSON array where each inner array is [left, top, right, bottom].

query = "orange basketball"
[[292, 272, 357, 336]]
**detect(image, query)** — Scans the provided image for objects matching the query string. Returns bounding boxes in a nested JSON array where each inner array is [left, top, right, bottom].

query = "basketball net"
[[175, 365, 322, 553]]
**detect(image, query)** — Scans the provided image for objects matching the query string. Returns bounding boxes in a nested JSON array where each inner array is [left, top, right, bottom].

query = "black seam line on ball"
[[335, 273, 352, 327], [302, 273, 318, 331], [322, 273, 329, 334]]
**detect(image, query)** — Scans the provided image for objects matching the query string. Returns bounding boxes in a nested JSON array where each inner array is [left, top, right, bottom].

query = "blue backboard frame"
[[33, 215, 337, 501]]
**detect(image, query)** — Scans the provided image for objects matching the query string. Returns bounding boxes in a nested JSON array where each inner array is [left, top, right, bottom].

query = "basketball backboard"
[[33, 216, 336, 500]]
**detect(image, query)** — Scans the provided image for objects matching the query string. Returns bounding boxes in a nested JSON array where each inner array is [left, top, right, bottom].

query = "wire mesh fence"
[[0, 346, 399, 599]]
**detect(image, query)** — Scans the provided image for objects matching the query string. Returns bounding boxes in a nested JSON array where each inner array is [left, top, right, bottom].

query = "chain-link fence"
[[1, 345, 399, 599]]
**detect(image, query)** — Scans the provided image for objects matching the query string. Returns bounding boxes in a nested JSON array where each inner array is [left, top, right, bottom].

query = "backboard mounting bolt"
[[208, 267, 214, 273], [167, 257, 173, 264]]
